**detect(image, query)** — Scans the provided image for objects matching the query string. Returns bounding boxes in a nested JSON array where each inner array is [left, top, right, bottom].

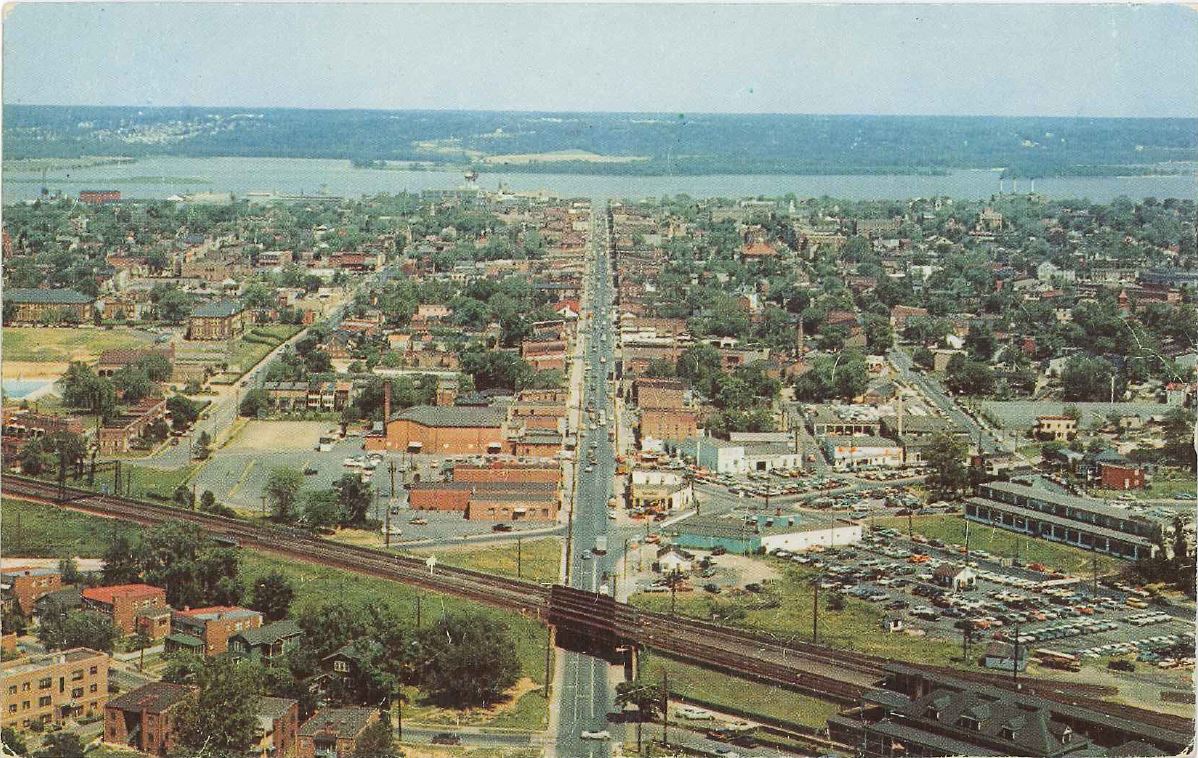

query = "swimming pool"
[[1, 379, 53, 399]]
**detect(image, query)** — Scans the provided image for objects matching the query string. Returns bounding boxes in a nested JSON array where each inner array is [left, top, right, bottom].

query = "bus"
[[1034, 649, 1081, 672]]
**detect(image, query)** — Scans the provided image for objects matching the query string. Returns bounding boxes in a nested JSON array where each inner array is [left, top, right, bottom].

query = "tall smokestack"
[[384, 380, 392, 426]]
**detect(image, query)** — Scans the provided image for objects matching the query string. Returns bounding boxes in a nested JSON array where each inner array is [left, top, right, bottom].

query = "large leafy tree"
[[415, 612, 519, 707], [793, 351, 869, 402], [174, 655, 261, 756], [136, 522, 243, 608], [249, 571, 296, 622], [924, 433, 969, 499], [334, 474, 373, 525], [265, 466, 305, 523], [37, 603, 117, 653], [352, 715, 399, 758]]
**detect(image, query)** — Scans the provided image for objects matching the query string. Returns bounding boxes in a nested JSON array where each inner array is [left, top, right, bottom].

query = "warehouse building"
[[666, 513, 861, 554]]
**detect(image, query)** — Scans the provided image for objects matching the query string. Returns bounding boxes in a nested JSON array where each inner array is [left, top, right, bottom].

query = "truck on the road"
[[593, 535, 608, 555]]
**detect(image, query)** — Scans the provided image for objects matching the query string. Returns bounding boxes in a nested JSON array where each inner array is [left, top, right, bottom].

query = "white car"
[[580, 730, 610, 741]]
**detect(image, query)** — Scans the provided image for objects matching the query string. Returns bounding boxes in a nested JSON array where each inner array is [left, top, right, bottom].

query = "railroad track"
[[7, 474, 1193, 731], [3, 475, 550, 616]]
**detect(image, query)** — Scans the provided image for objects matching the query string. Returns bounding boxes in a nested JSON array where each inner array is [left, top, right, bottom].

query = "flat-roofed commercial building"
[[966, 481, 1164, 560], [2, 648, 109, 729]]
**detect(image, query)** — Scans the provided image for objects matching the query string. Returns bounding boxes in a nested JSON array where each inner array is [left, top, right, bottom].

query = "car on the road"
[[580, 730, 611, 741], [581, 550, 593, 560], [492, 523, 513, 532], [409, 517, 428, 526], [431, 733, 461, 745]]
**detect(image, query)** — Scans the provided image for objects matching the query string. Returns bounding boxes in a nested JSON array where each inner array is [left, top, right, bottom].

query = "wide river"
[[3, 156, 1196, 202]]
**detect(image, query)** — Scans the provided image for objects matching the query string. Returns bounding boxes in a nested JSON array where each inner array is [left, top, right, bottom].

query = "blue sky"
[[4, 3, 1197, 117]]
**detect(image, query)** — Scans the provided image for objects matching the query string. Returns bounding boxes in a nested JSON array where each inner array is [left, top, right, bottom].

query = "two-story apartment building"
[[167, 606, 263, 656], [80, 584, 170, 639]]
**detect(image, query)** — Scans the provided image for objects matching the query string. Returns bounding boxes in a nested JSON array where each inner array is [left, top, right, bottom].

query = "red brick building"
[[367, 405, 505, 454], [167, 606, 262, 656], [639, 407, 700, 443], [79, 190, 121, 205], [104, 682, 193, 756], [408, 479, 559, 521], [97, 397, 168, 455], [255, 696, 300, 758], [0, 566, 61, 616], [81, 584, 170, 639], [633, 378, 686, 409], [1100, 462, 1145, 491]]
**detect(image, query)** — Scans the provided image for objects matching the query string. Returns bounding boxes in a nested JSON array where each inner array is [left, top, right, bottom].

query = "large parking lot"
[[773, 528, 1195, 672], [193, 424, 565, 544]]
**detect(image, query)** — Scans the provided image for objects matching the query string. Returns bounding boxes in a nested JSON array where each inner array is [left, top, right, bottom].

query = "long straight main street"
[[555, 203, 622, 758]]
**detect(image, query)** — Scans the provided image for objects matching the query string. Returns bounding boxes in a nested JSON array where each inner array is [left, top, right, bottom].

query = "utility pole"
[[670, 572, 678, 616], [384, 488, 391, 548], [661, 670, 670, 747], [1012, 622, 1021, 687], [1092, 556, 1099, 598], [623, 537, 630, 584], [517, 536, 523, 579], [907, 510, 914, 540]]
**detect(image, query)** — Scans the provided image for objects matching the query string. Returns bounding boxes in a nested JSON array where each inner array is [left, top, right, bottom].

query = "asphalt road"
[[889, 345, 1009, 455], [556, 205, 624, 758]]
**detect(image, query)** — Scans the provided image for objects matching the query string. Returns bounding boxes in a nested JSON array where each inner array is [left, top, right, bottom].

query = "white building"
[[760, 518, 863, 553], [822, 435, 904, 470], [629, 469, 692, 511], [677, 437, 746, 474]]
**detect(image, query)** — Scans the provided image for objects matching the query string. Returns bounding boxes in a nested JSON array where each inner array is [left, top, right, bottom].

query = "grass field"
[[638, 651, 842, 729], [2, 327, 153, 364], [873, 514, 1123, 575], [631, 561, 962, 668], [229, 325, 301, 372], [430, 538, 563, 584], [1, 498, 136, 558], [48, 462, 203, 504]]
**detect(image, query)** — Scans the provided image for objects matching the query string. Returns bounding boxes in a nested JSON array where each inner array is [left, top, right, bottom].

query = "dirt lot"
[[224, 420, 327, 451]]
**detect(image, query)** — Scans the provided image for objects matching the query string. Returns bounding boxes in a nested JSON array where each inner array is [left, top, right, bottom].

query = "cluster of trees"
[[153, 596, 516, 755], [1134, 515, 1196, 599], [102, 523, 244, 609], [263, 467, 375, 529], [793, 351, 869, 403]]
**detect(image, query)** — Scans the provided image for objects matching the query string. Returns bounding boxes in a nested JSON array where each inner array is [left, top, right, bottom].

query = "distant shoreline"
[[5, 154, 1191, 180]]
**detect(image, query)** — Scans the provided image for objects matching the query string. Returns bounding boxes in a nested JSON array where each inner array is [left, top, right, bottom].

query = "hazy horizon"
[[5, 3, 1197, 118]]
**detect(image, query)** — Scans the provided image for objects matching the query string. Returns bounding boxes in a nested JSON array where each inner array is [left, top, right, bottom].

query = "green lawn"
[[873, 514, 1123, 575], [228, 325, 301, 373], [638, 651, 843, 730], [2, 327, 153, 363], [48, 462, 204, 504], [430, 538, 563, 584], [631, 561, 962, 668], [1, 497, 137, 558]]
